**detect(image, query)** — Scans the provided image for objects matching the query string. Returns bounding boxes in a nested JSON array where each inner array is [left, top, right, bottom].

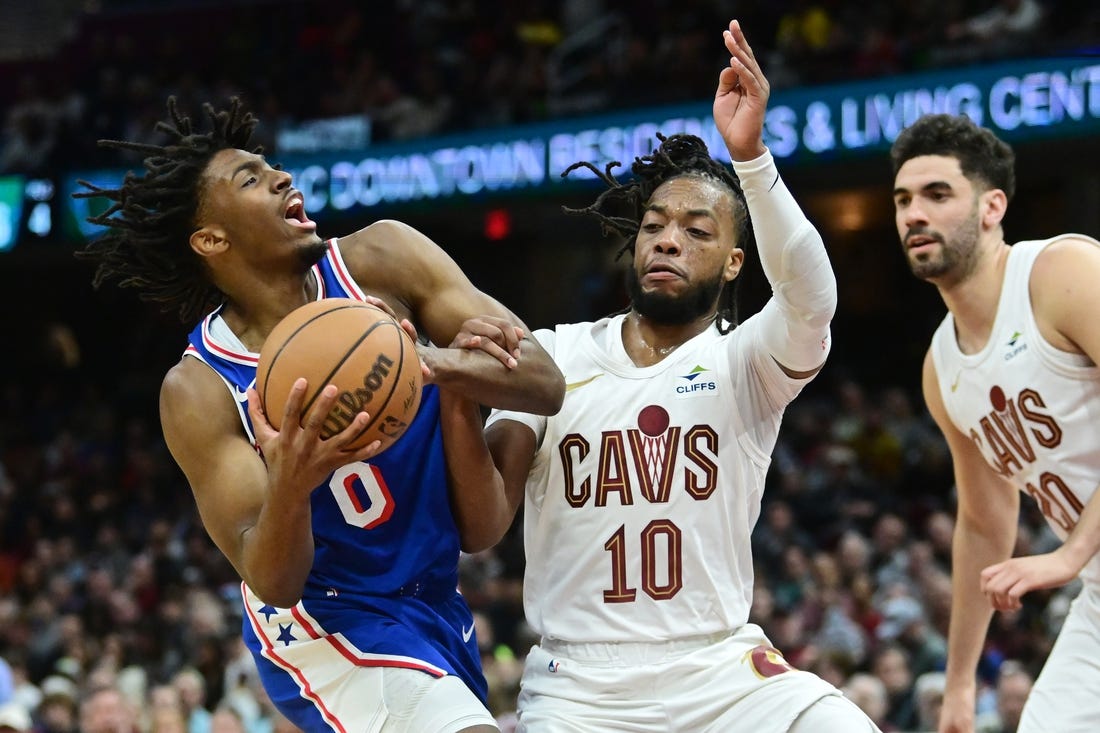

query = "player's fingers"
[[281, 378, 310, 430], [301, 384, 338, 436], [398, 317, 419, 345], [1007, 578, 1032, 601], [246, 388, 272, 429], [343, 438, 383, 463], [729, 20, 757, 62], [979, 570, 1002, 594], [363, 295, 399, 320], [478, 338, 517, 369], [331, 410, 371, 451], [513, 326, 525, 358]]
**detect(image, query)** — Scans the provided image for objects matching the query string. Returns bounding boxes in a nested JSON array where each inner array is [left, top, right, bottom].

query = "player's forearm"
[[426, 339, 564, 415], [733, 150, 836, 328], [1061, 485, 1100, 569], [734, 150, 836, 370], [240, 492, 315, 607], [944, 515, 1012, 689], [439, 391, 514, 553]]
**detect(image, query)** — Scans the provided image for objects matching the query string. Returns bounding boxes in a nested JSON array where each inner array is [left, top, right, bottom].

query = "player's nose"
[[272, 168, 292, 191]]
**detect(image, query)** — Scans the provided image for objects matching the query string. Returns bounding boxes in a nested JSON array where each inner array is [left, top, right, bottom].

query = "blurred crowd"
[[2, 0, 1097, 176], [0, 364, 1075, 733], [2, 1, 1095, 732]]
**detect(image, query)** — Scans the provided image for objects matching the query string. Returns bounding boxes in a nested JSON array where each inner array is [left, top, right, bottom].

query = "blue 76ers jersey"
[[182, 240, 486, 717]]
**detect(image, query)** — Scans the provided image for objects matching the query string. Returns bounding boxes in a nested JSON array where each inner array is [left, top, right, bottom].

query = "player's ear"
[[980, 188, 1008, 231], [190, 226, 229, 258], [724, 246, 745, 283]]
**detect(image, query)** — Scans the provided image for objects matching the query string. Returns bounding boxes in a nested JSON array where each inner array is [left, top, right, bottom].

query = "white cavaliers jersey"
[[930, 234, 1100, 589], [487, 312, 811, 643]]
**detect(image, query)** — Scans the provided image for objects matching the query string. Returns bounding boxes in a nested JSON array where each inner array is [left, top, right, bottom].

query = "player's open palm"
[[248, 378, 380, 494], [981, 551, 1079, 611], [714, 19, 768, 161]]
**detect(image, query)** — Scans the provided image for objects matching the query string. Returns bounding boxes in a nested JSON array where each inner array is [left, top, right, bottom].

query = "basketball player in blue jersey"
[[481, 21, 880, 732], [74, 98, 563, 732], [891, 114, 1100, 732]]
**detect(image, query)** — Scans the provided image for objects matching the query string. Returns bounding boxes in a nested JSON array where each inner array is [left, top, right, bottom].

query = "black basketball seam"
[[343, 320, 409, 446], [299, 318, 391, 427], [260, 301, 381, 421]]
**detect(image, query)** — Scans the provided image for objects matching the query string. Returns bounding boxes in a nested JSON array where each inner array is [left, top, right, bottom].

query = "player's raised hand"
[[980, 551, 1080, 611], [247, 379, 380, 491], [714, 19, 768, 162]]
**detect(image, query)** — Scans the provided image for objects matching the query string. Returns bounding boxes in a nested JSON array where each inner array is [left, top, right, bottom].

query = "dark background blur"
[[0, 1, 1098, 731]]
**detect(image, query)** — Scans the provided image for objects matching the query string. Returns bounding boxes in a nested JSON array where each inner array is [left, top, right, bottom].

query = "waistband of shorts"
[[538, 630, 733, 664]]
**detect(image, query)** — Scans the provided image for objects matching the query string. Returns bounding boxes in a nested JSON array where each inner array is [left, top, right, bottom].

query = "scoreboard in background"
[[0, 175, 56, 252]]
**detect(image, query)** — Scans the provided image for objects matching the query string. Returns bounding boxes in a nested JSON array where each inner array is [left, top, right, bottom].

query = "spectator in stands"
[[975, 661, 1033, 733], [843, 673, 895, 732], [0, 702, 31, 733]]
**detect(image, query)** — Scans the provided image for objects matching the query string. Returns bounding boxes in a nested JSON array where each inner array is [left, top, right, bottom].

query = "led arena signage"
[[67, 56, 1100, 235]]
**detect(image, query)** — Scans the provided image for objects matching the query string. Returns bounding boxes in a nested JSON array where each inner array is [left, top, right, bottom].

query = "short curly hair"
[[73, 97, 260, 323], [890, 114, 1015, 201], [563, 133, 753, 333]]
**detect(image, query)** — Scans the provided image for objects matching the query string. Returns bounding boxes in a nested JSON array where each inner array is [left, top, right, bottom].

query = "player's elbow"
[[526, 367, 566, 416], [537, 382, 565, 416]]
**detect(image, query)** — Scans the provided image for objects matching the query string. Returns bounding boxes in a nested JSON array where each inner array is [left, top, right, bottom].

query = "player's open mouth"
[[285, 194, 317, 231]]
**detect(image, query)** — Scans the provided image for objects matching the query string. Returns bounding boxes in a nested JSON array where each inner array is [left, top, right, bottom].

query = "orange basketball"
[[256, 298, 423, 453]]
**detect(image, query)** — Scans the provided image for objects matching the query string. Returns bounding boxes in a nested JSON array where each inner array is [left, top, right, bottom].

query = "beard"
[[625, 267, 725, 325], [904, 207, 981, 284], [297, 238, 329, 271]]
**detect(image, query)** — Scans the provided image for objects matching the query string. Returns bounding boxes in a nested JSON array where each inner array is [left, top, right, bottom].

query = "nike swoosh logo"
[[233, 385, 249, 403], [950, 372, 960, 393], [462, 624, 474, 643], [566, 374, 604, 392]]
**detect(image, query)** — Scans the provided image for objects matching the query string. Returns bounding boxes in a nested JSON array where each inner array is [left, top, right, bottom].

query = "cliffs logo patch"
[[676, 365, 718, 398], [1004, 331, 1027, 361]]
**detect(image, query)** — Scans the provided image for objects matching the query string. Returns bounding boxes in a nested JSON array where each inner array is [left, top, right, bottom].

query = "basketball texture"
[[256, 298, 423, 453]]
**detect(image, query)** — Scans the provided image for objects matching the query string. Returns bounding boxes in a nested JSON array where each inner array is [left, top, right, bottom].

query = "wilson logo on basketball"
[[325, 353, 396, 435]]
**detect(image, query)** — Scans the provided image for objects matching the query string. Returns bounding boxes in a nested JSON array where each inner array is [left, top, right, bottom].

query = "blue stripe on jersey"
[[185, 241, 486, 710]]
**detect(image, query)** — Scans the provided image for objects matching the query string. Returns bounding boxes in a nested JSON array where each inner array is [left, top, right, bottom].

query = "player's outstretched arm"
[[160, 359, 379, 607], [340, 220, 565, 415], [715, 20, 836, 379], [923, 351, 1019, 733]]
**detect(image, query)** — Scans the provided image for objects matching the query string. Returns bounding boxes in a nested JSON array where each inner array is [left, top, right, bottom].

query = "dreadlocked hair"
[[561, 132, 753, 333], [73, 96, 260, 323]]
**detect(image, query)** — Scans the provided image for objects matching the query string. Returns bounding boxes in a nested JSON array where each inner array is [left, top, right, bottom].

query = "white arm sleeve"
[[732, 149, 836, 372]]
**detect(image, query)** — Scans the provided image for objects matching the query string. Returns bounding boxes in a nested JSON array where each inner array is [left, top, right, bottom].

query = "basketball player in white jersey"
[[481, 20, 880, 732], [891, 113, 1100, 733]]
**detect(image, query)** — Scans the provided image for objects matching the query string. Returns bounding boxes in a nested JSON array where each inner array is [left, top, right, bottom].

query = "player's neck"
[[623, 309, 714, 367], [940, 239, 1010, 355], [220, 270, 320, 351]]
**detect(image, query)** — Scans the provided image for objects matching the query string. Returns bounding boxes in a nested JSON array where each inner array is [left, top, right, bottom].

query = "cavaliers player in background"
[[482, 20, 880, 732], [74, 96, 564, 730], [891, 113, 1100, 732]]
